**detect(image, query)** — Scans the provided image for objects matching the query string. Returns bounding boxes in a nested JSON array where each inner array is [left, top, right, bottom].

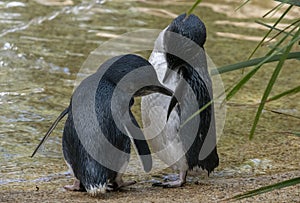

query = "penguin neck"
[[167, 59, 195, 83], [168, 60, 208, 101]]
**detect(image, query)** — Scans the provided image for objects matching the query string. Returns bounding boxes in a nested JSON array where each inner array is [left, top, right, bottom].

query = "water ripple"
[[0, 0, 105, 38]]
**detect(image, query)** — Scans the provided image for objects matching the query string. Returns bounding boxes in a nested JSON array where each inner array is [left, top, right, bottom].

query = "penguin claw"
[[163, 174, 179, 181], [106, 183, 116, 191]]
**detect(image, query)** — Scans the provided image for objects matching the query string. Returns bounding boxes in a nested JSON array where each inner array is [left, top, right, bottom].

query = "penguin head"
[[163, 13, 206, 78], [166, 13, 206, 48], [108, 54, 174, 99]]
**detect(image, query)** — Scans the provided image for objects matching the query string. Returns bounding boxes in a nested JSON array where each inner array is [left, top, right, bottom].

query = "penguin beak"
[[134, 85, 179, 122], [166, 95, 179, 121], [162, 68, 173, 83], [134, 85, 173, 97], [166, 78, 185, 121]]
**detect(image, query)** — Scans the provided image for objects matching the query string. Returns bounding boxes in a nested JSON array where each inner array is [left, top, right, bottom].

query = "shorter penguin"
[[32, 54, 175, 196]]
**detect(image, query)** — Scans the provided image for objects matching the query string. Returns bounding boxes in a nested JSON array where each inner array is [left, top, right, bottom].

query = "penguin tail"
[[31, 107, 69, 157], [198, 147, 219, 176]]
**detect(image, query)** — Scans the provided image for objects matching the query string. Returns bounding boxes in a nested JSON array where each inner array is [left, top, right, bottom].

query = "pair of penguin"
[[32, 13, 219, 196]]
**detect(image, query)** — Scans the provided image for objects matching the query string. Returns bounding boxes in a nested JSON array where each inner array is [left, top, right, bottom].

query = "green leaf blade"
[[211, 52, 300, 75], [248, 4, 293, 59], [187, 0, 203, 16], [267, 85, 300, 102], [275, 0, 300, 6], [231, 177, 300, 200], [250, 26, 300, 139]]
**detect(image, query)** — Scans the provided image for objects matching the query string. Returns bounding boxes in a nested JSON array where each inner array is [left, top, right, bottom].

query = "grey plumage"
[[32, 54, 174, 195]]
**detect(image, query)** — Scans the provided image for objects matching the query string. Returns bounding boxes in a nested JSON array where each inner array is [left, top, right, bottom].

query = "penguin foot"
[[118, 180, 137, 188], [107, 179, 137, 191], [152, 180, 185, 188], [163, 174, 179, 181], [64, 179, 85, 191], [108, 173, 137, 191], [152, 171, 187, 188]]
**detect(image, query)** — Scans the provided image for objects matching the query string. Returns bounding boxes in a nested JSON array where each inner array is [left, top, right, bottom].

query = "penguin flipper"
[[123, 125, 152, 173], [31, 107, 69, 157]]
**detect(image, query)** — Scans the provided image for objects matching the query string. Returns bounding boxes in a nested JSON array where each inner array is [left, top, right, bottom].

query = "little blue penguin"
[[32, 54, 175, 196], [141, 13, 219, 187]]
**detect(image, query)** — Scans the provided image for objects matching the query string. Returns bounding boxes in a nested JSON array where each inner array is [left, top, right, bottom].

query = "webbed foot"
[[152, 171, 187, 188], [64, 179, 85, 191]]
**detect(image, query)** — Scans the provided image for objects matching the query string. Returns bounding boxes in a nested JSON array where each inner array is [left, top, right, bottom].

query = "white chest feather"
[[141, 50, 188, 171]]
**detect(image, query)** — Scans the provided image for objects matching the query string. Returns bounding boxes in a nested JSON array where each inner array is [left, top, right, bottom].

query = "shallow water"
[[0, 0, 299, 190]]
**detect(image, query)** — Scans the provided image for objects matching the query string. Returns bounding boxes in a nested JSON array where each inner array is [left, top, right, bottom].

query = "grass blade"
[[275, 0, 300, 6], [250, 26, 300, 139], [261, 19, 300, 45], [263, 3, 283, 18], [255, 20, 298, 38], [267, 85, 300, 102], [180, 91, 225, 128], [267, 109, 300, 120], [248, 5, 293, 59], [225, 65, 260, 101], [235, 0, 251, 11], [231, 177, 300, 200], [211, 51, 300, 75], [224, 24, 299, 102], [180, 100, 213, 129], [187, 0, 203, 16]]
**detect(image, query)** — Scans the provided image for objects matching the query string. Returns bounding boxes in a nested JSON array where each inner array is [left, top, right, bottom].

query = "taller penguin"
[[32, 54, 175, 196], [141, 13, 219, 187]]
